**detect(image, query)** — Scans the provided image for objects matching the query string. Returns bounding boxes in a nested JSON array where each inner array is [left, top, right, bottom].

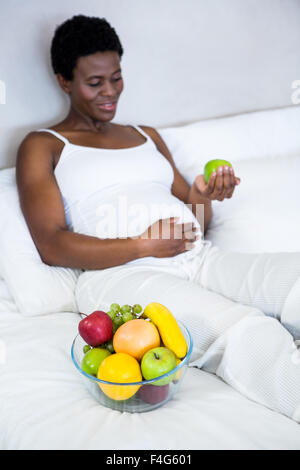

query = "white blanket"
[[75, 244, 300, 424], [1, 278, 300, 450]]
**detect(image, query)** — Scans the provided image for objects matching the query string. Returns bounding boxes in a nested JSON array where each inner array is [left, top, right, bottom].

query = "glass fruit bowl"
[[71, 320, 193, 413]]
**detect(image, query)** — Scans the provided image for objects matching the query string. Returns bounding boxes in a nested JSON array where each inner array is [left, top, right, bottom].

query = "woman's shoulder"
[[19, 129, 58, 148], [17, 130, 61, 165], [135, 125, 164, 146]]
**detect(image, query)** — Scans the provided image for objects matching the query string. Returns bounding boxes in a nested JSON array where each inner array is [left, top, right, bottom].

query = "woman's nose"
[[100, 80, 116, 97]]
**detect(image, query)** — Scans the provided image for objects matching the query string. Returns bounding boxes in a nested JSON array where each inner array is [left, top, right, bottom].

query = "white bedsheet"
[[0, 279, 300, 450]]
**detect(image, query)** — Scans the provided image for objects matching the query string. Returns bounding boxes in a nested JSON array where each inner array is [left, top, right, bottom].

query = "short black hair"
[[50, 14, 124, 81]]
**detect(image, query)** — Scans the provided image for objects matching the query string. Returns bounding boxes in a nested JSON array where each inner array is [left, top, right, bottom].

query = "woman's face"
[[60, 51, 124, 123]]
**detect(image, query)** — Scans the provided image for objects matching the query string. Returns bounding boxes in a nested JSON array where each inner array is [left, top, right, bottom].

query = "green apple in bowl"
[[204, 159, 232, 183], [141, 347, 177, 386], [81, 347, 111, 377]]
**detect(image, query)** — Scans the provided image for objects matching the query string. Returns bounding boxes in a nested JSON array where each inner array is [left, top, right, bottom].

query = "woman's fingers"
[[229, 167, 241, 187], [210, 166, 225, 199], [211, 166, 241, 200], [182, 222, 200, 234], [183, 229, 200, 241], [218, 165, 234, 200], [151, 218, 200, 242], [200, 166, 241, 201], [204, 171, 217, 197], [229, 166, 235, 187], [184, 233, 201, 251], [173, 222, 200, 239], [223, 165, 232, 192], [157, 218, 201, 252], [225, 167, 237, 198]]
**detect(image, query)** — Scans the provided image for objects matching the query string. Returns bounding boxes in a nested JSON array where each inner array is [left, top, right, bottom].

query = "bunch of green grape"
[[107, 303, 143, 333], [82, 303, 143, 355], [83, 341, 115, 354]]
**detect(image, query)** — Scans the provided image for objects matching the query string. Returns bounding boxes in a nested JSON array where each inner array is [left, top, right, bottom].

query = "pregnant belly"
[[72, 182, 202, 240]]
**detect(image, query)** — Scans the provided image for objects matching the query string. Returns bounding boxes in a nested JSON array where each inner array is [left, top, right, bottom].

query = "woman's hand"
[[194, 165, 241, 201], [136, 217, 200, 258]]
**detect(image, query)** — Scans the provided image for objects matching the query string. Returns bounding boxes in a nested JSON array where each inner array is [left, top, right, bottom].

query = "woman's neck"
[[59, 107, 113, 133]]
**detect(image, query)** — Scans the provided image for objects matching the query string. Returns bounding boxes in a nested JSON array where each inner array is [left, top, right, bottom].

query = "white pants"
[[76, 242, 300, 422]]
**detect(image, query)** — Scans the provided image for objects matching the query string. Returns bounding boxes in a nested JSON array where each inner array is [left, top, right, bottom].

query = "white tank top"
[[37, 125, 204, 267]]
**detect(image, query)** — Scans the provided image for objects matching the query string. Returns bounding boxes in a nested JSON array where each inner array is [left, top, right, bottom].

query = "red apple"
[[78, 311, 113, 347], [138, 383, 169, 404]]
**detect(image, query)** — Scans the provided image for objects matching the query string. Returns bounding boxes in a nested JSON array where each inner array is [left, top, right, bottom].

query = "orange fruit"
[[113, 319, 160, 361], [97, 352, 142, 400]]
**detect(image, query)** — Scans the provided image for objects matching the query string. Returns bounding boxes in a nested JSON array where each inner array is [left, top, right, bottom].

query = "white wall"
[[0, 0, 300, 168]]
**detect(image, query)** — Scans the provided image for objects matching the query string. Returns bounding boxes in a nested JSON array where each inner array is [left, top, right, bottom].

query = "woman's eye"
[[88, 77, 122, 87]]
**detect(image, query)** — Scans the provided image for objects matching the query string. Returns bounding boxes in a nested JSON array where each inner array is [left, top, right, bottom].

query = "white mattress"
[[0, 278, 299, 450]]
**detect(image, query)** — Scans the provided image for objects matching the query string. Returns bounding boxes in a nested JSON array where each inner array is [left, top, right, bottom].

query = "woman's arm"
[[139, 126, 240, 235], [16, 133, 197, 270], [186, 183, 212, 234], [16, 133, 146, 269], [139, 126, 212, 234], [139, 125, 191, 202]]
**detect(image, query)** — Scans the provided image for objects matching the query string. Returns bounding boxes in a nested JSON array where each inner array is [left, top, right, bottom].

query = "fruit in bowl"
[[97, 352, 142, 401], [137, 383, 170, 405], [81, 347, 111, 377], [173, 358, 183, 383], [72, 302, 192, 412], [78, 310, 113, 347], [113, 318, 160, 360], [142, 302, 188, 359], [141, 347, 177, 386]]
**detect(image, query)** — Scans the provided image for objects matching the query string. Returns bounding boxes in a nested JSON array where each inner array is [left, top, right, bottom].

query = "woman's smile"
[[95, 101, 118, 112]]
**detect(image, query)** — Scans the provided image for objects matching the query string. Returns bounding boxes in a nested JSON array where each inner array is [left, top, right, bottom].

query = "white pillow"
[[159, 105, 300, 185], [0, 168, 80, 315], [205, 154, 300, 253]]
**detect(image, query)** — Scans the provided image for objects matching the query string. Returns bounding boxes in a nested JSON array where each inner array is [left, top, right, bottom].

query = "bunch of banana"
[[142, 302, 188, 359]]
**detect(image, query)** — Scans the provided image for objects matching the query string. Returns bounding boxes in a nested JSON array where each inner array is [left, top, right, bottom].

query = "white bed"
[[1, 1, 300, 450], [1, 105, 300, 450], [1, 277, 300, 451]]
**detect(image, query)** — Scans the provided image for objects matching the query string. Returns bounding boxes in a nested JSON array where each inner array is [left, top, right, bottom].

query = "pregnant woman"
[[16, 15, 300, 421]]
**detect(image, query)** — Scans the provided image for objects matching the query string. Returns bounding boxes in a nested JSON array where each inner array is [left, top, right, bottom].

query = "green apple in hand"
[[81, 347, 111, 377], [141, 347, 177, 386], [204, 159, 232, 183]]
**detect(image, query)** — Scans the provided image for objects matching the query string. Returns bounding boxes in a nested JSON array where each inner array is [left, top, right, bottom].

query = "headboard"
[[1, 0, 300, 168]]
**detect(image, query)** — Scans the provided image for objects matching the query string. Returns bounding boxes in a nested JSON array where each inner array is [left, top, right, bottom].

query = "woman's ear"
[[56, 74, 71, 94]]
